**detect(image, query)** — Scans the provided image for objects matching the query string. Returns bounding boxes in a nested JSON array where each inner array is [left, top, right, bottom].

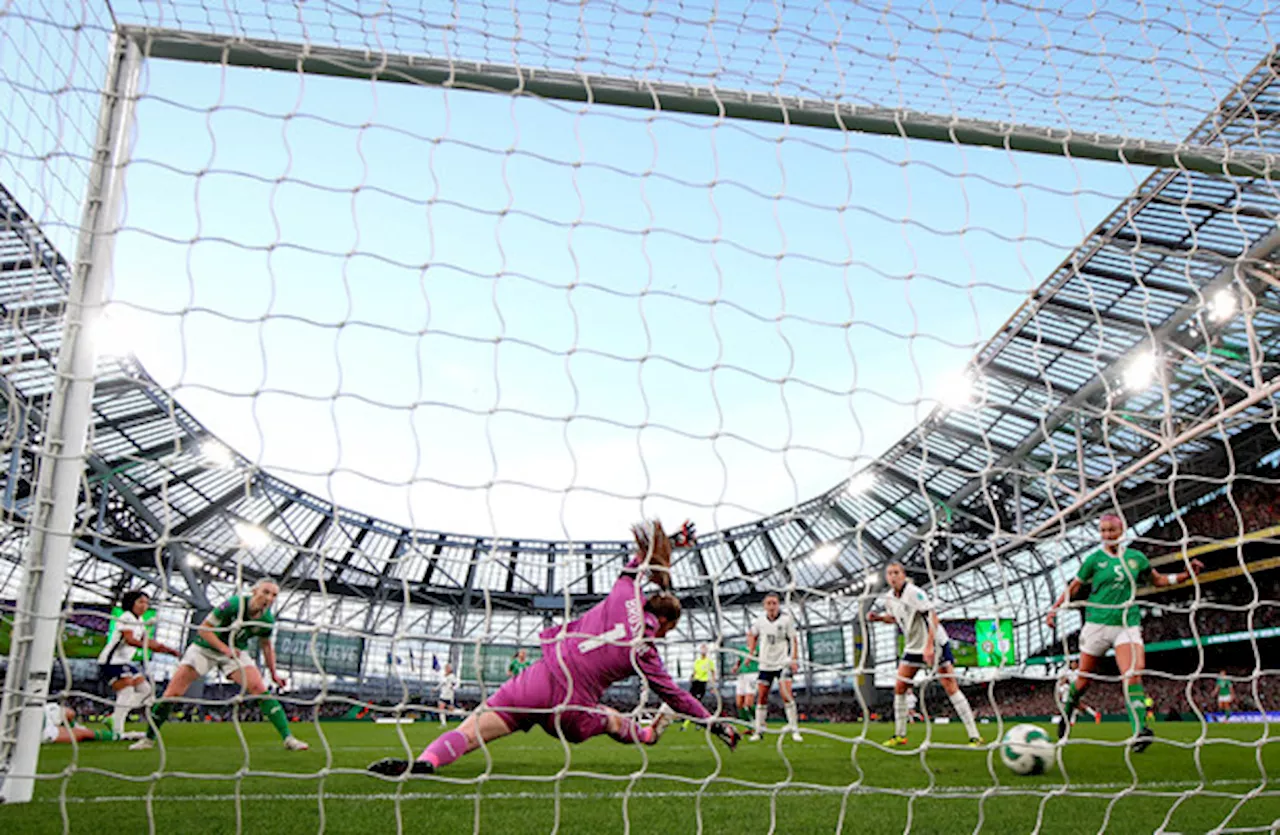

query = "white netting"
[[2, 1, 1279, 833]]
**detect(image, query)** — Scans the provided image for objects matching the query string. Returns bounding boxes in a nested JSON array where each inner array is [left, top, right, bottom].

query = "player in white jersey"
[[97, 590, 180, 739], [746, 593, 802, 742], [437, 663, 461, 727], [1056, 660, 1100, 725], [867, 563, 982, 748], [41, 701, 115, 744], [905, 690, 923, 723]]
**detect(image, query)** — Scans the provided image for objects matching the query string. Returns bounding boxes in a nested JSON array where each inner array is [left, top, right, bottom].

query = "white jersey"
[[1056, 672, 1076, 707], [41, 702, 65, 743], [439, 673, 460, 701], [98, 611, 143, 665], [884, 582, 949, 655], [906, 692, 919, 711], [750, 612, 798, 672]]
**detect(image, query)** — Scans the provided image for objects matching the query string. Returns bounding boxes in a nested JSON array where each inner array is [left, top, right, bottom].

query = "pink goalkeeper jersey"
[[538, 557, 709, 720]]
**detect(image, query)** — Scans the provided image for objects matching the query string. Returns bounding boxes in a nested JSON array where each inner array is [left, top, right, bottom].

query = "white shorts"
[[1078, 623, 1143, 657], [736, 674, 756, 697], [180, 643, 256, 679], [41, 703, 65, 744]]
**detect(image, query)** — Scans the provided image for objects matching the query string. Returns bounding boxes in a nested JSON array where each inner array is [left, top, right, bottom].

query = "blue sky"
[[5, 0, 1274, 542]]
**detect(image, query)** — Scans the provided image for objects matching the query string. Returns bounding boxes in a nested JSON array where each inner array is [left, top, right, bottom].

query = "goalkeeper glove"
[[671, 520, 697, 549], [710, 720, 741, 751]]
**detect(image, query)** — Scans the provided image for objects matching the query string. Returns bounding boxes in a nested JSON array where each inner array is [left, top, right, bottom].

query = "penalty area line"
[[39, 778, 1270, 805]]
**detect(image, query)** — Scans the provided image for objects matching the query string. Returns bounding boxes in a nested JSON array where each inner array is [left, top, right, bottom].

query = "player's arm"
[[198, 605, 237, 658], [624, 520, 673, 589], [788, 623, 800, 673], [745, 629, 758, 659], [1151, 558, 1204, 587], [1046, 577, 1085, 628], [122, 627, 180, 657], [261, 636, 288, 689]]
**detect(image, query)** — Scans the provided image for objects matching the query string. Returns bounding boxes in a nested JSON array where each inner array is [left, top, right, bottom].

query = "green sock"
[[1126, 683, 1148, 735], [147, 701, 174, 739], [92, 728, 115, 741], [261, 697, 292, 740], [1063, 683, 1080, 716]]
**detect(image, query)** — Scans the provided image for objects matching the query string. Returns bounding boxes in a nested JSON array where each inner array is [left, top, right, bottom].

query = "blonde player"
[[868, 562, 982, 747], [746, 593, 802, 742]]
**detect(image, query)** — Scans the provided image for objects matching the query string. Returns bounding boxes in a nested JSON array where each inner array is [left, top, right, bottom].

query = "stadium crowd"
[[1143, 471, 1279, 552]]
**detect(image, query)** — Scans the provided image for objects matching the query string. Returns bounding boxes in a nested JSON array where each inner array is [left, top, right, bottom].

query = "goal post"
[[126, 26, 1280, 178], [0, 34, 142, 804]]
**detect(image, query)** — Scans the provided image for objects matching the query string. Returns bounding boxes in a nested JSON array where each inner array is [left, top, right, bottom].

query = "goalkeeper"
[[369, 520, 739, 777], [1047, 513, 1202, 751]]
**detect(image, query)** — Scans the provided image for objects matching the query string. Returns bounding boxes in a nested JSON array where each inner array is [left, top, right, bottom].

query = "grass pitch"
[[2, 719, 1278, 834]]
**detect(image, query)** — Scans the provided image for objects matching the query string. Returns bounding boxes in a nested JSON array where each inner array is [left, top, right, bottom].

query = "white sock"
[[112, 685, 143, 736], [893, 693, 908, 737], [754, 704, 767, 734], [948, 689, 979, 739], [783, 700, 798, 731], [439, 711, 447, 727], [134, 680, 152, 704]]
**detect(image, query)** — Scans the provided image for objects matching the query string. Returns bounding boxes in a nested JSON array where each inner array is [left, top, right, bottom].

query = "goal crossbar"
[[122, 25, 1279, 179]]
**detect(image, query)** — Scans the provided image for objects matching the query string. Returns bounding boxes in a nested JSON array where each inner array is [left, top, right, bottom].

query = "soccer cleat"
[[1131, 727, 1155, 754], [368, 758, 434, 777], [967, 736, 984, 748], [128, 737, 154, 751], [747, 733, 762, 742], [884, 735, 909, 748], [649, 705, 677, 742], [791, 731, 803, 743], [283, 735, 310, 751], [119, 731, 146, 741]]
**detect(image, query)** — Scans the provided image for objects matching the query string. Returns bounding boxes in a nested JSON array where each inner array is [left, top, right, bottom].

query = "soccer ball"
[[999, 723, 1054, 776]]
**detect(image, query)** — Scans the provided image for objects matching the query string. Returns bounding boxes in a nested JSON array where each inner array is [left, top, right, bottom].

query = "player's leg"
[[135, 661, 202, 748], [373, 706, 515, 777], [936, 660, 981, 744], [779, 676, 801, 741], [438, 700, 448, 727], [751, 676, 773, 739], [889, 661, 919, 746], [1115, 634, 1153, 751], [231, 662, 306, 749]]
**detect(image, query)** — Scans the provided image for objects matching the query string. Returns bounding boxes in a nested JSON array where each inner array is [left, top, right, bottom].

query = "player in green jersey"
[[508, 648, 533, 678], [1216, 671, 1235, 718], [1047, 514, 1202, 750], [731, 645, 758, 724], [130, 579, 308, 752]]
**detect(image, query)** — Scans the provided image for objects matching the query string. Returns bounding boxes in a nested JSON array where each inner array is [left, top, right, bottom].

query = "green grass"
[[3, 720, 1278, 834]]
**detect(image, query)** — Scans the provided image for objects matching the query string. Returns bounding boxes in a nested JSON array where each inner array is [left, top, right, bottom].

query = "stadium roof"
[[1, 47, 1278, 616]]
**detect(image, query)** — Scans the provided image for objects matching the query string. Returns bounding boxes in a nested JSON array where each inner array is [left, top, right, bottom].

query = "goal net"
[[2, 1, 1279, 832]]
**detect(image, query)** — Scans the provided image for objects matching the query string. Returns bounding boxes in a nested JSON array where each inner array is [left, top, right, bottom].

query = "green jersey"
[[1217, 677, 1232, 697], [1075, 547, 1151, 627], [734, 647, 758, 675], [508, 657, 532, 677], [192, 596, 276, 651]]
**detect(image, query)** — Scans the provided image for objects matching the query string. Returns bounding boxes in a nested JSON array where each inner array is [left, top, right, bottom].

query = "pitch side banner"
[[1207, 711, 1280, 723], [806, 627, 846, 667], [274, 629, 365, 677]]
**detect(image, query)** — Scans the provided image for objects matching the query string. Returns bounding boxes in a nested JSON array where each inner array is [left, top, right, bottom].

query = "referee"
[[683, 644, 716, 730]]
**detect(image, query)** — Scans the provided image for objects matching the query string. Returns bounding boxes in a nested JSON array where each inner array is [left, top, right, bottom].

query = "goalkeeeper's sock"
[[948, 689, 980, 739], [893, 693, 908, 738], [783, 700, 798, 731], [260, 697, 292, 740], [754, 704, 767, 734], [1126, 683, 1149, 735], [418, 729, 471, 769]]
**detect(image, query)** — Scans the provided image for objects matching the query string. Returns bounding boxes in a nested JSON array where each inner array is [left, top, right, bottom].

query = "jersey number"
[[579, 623, 626, 653]]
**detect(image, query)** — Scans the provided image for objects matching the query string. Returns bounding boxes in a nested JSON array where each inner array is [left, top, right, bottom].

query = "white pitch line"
[[38, 778, 1272, 805]]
